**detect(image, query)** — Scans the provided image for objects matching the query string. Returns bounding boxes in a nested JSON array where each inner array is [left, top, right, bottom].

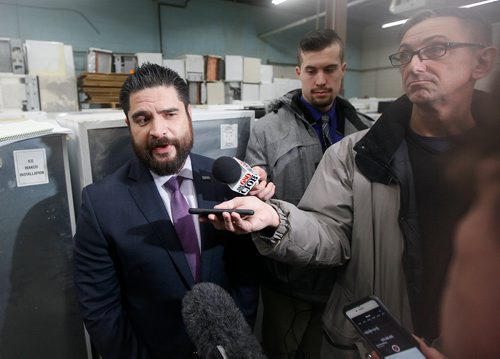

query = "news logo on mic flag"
[[230, 158, 259, 195], [212, 156, 260, 195]]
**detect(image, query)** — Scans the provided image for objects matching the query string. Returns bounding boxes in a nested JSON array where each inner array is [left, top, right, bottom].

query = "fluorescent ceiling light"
[[460, 0, 498, 8], [382, 19, 408, 28], [272, 0, 289, 4], [382, 0, 498, 28]]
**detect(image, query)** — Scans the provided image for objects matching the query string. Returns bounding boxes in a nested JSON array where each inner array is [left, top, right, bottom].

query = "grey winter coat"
[[245, 89, 372, 302]]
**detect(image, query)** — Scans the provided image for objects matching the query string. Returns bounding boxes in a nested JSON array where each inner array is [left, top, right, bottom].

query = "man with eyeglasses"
[[207, 7, 497, 359]]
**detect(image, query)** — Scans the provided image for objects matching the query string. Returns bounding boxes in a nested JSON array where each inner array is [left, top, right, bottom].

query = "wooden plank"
[[87, 94, 120, 101], [79, 79, 125, 87], [78, 73, 129, 88], [84, 99, 121, 108], [79, 72, 129, 80], [82, 87, 121, 94]]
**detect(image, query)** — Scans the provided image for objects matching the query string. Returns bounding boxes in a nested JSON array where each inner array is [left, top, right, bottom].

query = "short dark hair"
[[297, 28, 344, 65], [119, 63, 190, 116], [400, 7, 492, 45]]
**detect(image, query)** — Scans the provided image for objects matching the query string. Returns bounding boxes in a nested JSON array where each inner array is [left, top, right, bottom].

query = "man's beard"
[[311, 96, 334, 109], [310, 88, 334, 109], [132, 125, 193, 176]]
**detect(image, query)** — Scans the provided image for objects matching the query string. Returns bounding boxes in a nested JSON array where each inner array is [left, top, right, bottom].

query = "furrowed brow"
[[131, 110, 150, 120]]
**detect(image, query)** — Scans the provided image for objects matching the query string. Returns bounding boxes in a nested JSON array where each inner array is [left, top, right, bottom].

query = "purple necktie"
[[165, 176, 200, 282]]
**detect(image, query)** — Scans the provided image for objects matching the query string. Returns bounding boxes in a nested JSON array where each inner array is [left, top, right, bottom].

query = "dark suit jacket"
[[73, 154, 260, 359]]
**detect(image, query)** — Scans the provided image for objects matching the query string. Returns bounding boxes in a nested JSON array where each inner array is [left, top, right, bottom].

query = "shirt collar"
[[299, 96, 336, 123], [151, 155, 193, 187]]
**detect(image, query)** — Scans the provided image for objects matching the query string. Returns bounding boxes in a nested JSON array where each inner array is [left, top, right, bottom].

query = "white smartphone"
[[343, 296, 425, 359]]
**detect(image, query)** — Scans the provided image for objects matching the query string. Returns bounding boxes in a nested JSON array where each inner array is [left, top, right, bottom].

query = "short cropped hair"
[[119, 63, 190, 117], [297, 28, 345, 65], [400, 7, 492, 45]]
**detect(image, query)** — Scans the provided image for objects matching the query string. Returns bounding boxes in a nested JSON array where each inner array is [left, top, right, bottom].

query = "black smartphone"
[[188, 208, 254, 216], [343, 296, 425, 359]]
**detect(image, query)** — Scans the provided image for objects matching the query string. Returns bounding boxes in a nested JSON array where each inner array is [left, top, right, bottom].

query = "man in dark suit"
[[73, 63, 264, 359]]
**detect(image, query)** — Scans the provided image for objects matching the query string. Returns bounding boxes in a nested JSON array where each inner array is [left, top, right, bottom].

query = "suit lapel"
[[127, 159, 195, 287]]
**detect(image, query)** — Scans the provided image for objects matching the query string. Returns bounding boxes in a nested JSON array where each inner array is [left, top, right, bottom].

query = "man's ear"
[[472, 46, 498, 80], [295, 66, 301, 78]]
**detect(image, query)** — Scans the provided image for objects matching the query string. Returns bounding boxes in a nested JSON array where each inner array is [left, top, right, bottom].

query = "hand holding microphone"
[[192, 158, 274, 219], [248, 166, 275, 201], [212, 157, 275, 200]]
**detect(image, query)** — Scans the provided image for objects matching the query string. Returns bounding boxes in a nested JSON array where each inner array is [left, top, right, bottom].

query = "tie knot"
[[165, 176, 184, 192]]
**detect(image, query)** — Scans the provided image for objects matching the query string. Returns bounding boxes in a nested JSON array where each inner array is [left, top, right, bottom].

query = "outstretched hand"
[[207, 196, 280, 235]]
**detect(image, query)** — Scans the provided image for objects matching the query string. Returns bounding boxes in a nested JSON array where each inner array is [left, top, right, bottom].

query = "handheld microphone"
[[182, 282, 266, 359], [212, 156, 259, 195]]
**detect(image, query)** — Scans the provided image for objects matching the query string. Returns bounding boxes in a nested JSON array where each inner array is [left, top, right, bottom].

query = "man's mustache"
[[148, 137, 179, 149], [312, 88, 332, 93]]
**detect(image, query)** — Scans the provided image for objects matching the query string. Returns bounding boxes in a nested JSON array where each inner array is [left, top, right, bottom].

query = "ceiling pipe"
[[258, 0, 372, 38], [259, 11, 326, 38]]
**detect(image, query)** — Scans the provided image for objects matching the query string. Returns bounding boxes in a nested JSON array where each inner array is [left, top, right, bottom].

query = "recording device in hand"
[[188, 208, 254, 216], [212, 156, 259, 195], [344, 296, 424, 359], [182, 282, 266, 359]]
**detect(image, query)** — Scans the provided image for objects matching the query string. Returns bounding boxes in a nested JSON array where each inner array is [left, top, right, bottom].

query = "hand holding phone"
[[188, 208, 254, 216], [343, 296, 425, 359]]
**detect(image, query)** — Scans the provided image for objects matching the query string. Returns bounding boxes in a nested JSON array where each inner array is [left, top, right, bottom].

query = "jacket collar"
[[267, 88, 300, 114], [268, 89, 366, 133], [269, 89, 358, 115]]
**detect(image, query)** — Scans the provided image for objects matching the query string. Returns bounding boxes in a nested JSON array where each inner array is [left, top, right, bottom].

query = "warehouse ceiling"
[[223, 0, 500, 28]]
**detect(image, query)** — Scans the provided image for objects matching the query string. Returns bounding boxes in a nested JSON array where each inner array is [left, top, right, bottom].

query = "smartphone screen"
[[344, 297, 425, 359]]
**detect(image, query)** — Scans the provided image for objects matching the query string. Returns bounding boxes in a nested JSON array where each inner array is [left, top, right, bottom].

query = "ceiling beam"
[[258, 0, 371, 38]]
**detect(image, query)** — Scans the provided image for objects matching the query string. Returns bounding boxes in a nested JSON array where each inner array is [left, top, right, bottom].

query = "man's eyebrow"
[[399, 35, 449, 50], [131, 110, 149, 120], [159, 107, 179, 114], [130, 107, 179, 119]]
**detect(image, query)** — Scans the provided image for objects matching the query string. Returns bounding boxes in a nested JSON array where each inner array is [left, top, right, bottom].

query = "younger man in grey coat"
[[245, 29, 371, 358]]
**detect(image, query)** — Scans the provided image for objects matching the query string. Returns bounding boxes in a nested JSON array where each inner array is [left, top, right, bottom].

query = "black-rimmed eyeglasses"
[[389, 42, 485, 67]]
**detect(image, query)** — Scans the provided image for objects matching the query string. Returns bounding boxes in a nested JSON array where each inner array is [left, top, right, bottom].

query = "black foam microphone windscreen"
[[212, 157, 260, 195], [182, 282, 266, 359], [212, 156, 241, 184]]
